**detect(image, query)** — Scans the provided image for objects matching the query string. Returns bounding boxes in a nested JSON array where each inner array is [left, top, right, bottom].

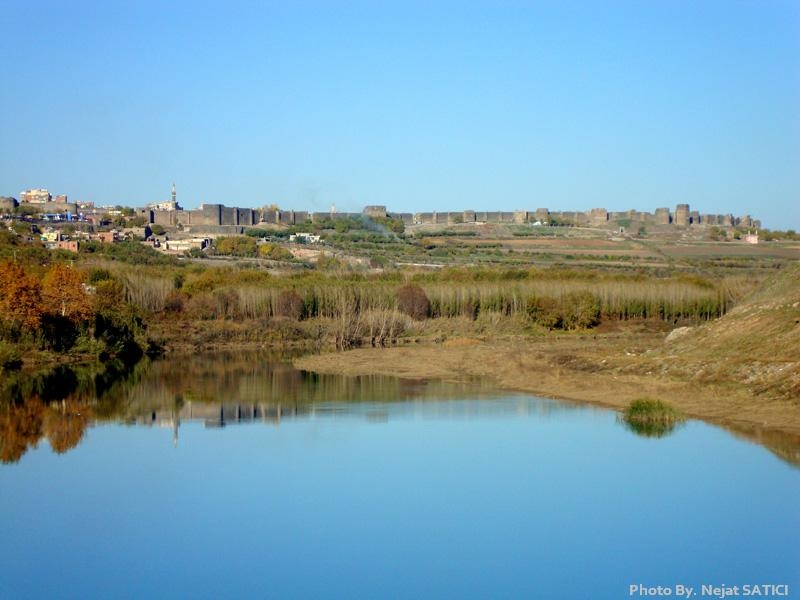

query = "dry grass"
[[659, 264, 800, 401], [294, 265, 800, 434]]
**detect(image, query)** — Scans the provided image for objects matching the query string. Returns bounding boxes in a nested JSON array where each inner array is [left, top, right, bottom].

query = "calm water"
[[1, 355, 798, 600]]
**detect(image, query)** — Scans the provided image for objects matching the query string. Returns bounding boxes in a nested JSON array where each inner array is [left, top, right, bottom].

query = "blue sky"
[[1, 1, 798, 228]]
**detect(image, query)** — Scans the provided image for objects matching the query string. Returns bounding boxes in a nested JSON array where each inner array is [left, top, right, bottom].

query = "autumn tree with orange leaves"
[[41, 263, 93, 323], [0, 257, 144, 362], [0, 261, 43, 336]]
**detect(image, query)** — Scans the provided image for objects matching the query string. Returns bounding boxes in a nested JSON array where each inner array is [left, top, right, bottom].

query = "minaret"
[[171, 183, 176, 205]]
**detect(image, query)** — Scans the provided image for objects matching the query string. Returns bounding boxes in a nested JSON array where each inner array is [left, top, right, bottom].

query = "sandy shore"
[[294, 335, 800, 436]]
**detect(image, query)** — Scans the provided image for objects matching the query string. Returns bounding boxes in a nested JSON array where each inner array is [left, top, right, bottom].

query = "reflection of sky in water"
[[1, 356, 799, 599]]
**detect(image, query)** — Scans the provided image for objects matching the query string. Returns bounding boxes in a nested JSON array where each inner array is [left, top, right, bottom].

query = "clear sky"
[[1, 1, 798, 229]]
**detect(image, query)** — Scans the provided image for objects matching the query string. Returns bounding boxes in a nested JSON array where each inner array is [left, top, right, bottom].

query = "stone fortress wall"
[[148, 202, 760, 232], [13, 187, 758, 232]]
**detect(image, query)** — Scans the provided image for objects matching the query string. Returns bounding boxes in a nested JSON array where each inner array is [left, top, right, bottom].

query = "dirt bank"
[[294, 333, 800, 436]]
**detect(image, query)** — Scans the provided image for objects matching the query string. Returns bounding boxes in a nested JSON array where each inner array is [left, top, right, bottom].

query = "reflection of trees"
[[44, 401, 92, 454], [0, 398, 44, 463], [4, 352, 800, 469], [0, 359, 135, 462], [1, 364, 84, 405], [112, 352, 500, 413], [0, 398, 93, 462]]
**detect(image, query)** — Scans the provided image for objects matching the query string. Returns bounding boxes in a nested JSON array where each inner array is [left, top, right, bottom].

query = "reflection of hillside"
[[724, 424, 800, 469], [109, 352, 505, 415], [3, 352, 800, 469]]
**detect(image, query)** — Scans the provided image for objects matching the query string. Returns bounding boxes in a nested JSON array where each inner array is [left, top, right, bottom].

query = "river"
[[1, 354, 798, 599]]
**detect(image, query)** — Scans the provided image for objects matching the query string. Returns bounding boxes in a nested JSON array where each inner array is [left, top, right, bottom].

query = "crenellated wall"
[[145, 201, 759, 231]]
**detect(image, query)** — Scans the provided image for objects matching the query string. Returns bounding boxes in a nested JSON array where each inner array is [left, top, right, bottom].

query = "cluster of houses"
[[36, 226, 213, 255], [39, 228, 121, 252]]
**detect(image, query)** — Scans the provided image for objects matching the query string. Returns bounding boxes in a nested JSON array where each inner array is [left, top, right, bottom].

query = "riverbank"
[[294, 331, 800, 435]]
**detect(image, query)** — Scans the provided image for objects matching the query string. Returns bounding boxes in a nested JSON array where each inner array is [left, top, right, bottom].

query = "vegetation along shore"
[[295, 261, 800, 434], [1, 212, 798, 438]]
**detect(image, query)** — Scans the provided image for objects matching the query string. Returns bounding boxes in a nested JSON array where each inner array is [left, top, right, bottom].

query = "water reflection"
[[105, 353, 591, 448], [618, 415, 686, 438], [726, 423, 800, 468], [2, 351, 800, 468], [0, 398, 92, 462], [0, 358, 139, 463], [1, 360, 136, 405], [0, 353, 523, 462]]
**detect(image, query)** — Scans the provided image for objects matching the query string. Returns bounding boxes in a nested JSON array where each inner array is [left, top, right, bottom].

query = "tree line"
[[0, 261, 146, 368]]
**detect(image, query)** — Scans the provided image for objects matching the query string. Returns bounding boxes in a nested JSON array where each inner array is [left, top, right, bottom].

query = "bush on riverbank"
[[621, 398, 686, 438], [396, 284, 430, 320]]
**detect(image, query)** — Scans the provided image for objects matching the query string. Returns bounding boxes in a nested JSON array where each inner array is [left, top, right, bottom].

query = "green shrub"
[[88, 268, 113, 283], [258, 243, 293, 261], [0, 341, 22, 371], [526, 296, 562, 329], [561, 291, 600, 330], [213, 236, 257, 257], [316, 253, 344, 270], [621, 398, 686, 438]]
